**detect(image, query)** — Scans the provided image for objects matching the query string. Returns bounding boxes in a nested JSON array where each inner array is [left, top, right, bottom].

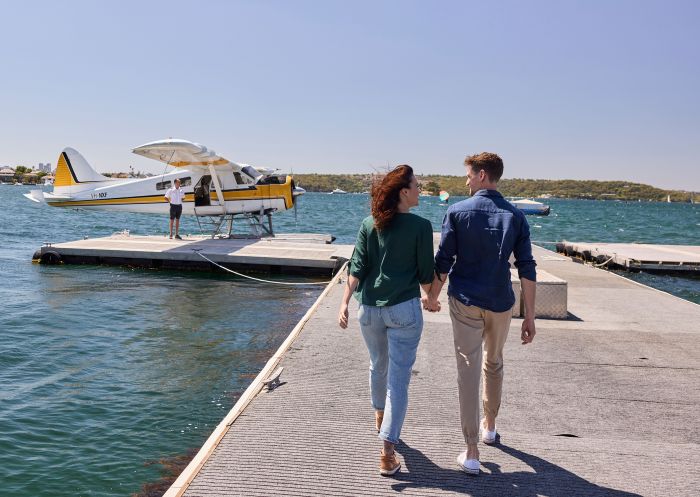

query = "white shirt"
[[165, 186, 185, 205]]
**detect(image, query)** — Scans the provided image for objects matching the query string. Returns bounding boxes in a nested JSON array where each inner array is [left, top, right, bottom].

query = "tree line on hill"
[[293, 174, 696, 202]]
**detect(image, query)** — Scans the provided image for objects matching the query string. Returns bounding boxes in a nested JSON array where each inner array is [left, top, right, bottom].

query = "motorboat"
[[330, 188, 347, 194], [509, 198, 550, 216]]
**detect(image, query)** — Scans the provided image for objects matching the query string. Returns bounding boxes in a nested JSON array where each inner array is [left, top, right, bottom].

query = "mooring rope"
[[593, 255, 616, 268], [193, 250, 333, 286]]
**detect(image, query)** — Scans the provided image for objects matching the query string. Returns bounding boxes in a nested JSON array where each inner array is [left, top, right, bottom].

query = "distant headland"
[[294, 174, 698, 202]]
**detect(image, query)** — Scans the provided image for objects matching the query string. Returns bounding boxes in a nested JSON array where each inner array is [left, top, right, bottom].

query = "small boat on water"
[[330, 188, 347, 194], [509, 198, 550, 216]]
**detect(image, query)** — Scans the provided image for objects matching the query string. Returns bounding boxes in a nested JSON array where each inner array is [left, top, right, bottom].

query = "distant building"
[[37, 162, 52, 173], [0, 167, 15, 183], [23, 172, 39, 184]]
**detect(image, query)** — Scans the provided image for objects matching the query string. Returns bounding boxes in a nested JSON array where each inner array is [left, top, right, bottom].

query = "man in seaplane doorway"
[[164, 178, 185, 239]]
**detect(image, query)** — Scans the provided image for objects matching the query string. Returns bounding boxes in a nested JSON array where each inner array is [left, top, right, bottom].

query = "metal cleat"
[[262, 367, 284, 391]]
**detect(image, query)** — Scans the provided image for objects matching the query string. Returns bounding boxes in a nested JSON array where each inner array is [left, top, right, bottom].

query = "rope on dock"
[[593, 255, 616, 267], [193, 250, 333, 286]]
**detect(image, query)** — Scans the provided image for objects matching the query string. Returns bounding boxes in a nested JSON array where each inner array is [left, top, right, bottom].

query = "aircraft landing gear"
[[195, 210, 276, 239]]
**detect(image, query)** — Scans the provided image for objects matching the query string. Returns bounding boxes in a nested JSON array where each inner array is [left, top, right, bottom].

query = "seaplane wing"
[[132, 139, 230, 168]]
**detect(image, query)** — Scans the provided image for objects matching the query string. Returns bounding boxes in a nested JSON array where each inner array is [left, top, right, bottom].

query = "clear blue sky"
[[1, 0, 698, 190]]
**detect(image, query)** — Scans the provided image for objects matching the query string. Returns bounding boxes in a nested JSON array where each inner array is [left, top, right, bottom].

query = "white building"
[[0, 167, 15, 182]]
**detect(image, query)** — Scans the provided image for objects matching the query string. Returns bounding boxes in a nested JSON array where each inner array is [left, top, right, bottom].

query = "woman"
[[338, 165, 436, 476]]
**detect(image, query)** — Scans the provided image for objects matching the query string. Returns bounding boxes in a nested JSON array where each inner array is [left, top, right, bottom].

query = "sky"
[[1, 0, 698, 191]]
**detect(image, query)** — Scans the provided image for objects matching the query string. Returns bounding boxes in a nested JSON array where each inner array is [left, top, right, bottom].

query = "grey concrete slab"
[[561, 241, 700, 272], [39, 234, 353, 272], [177, 244, 700, 497]]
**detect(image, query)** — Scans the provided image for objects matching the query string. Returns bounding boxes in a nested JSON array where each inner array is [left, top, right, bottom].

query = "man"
[[164, 178, 185, 239], [425, 152, 536, 475]]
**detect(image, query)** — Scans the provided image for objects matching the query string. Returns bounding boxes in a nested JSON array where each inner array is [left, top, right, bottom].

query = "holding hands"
[[421, 295, 441, 312]]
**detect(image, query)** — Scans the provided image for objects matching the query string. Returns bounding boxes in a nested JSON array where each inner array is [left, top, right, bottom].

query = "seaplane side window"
[[180, 177, 192, 187], [233, 172, 244, 185], [156, 180, 172, 191]]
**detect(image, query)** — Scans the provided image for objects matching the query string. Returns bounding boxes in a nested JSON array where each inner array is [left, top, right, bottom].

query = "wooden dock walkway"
[[35, 233, 353, 276], [558, 241, 700, 273], [164, 245, 700, 497]]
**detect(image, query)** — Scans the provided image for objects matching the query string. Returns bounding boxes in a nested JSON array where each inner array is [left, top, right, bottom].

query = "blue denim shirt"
[[435, 189, 537, 313]]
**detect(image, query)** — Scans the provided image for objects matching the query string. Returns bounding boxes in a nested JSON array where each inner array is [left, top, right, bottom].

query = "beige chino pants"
[[449, 296, 512, 445]]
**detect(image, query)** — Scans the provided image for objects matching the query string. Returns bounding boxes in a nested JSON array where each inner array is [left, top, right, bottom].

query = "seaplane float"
[[24, 139, 305, 237]]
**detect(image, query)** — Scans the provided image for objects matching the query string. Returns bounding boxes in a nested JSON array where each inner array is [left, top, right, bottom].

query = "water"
[[1, 187, 699, 497], [0, 186, 322, 496]]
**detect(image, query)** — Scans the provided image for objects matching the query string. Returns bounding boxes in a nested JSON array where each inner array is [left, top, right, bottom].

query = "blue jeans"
[[358, 297, 423, 444]]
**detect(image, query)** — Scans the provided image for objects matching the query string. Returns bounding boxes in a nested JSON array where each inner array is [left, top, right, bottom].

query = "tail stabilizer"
[[24, 189, 45, 203], [54, 148, 110, 187]]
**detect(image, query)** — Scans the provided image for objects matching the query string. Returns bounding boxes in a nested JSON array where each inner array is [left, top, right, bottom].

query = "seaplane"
[[24, 139, 305, 237]]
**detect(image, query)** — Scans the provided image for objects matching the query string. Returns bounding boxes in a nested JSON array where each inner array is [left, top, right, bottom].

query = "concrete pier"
[[35, 233, 353, 276], [558, 241, 700, 273], [164, 244, 699, 497]]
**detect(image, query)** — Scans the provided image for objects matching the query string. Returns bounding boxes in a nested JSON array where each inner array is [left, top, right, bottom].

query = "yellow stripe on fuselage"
[[47, 182, 293, 208]]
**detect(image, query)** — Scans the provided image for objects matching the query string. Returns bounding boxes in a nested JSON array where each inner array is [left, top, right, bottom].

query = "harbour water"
[[1, 186, 698, 496]]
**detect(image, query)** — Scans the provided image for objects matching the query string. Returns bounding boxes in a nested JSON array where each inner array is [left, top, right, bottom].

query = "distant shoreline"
[[293, 174, 698, 202]]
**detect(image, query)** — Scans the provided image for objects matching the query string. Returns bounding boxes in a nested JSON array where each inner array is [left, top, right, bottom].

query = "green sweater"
[[349, 213, 435, 306]]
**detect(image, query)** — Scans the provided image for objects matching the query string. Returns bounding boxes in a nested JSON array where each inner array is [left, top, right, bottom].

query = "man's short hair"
[[465, 152, 504, 182], [174, 178, 181, 183]]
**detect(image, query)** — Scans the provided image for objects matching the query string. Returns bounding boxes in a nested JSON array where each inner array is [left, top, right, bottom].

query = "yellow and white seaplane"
[[25, 139, 305, 237]]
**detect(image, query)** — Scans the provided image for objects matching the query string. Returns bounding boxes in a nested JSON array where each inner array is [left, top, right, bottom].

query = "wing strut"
[[208, 165, 227, 215]]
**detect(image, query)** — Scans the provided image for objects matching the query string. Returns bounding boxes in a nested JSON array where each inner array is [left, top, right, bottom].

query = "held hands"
[[338, 303, 349, 329], [521, 317, 536, 344], [421, 295, 441, 313]]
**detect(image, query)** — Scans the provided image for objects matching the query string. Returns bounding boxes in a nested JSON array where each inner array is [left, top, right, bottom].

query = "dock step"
[[511, 269, 568, 319]]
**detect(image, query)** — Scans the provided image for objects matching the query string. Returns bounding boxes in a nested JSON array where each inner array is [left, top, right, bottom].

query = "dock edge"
[[162, 262, 348, 497]]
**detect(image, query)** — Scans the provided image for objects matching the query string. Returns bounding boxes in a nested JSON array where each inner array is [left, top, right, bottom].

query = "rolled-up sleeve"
[[348, 222, 368, 280], [435, 209, 457, 274], [416, 219, 435, 284], [513, 215, 537, 281]]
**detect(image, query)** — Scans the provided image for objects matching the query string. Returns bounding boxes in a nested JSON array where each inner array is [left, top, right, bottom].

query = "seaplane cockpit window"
[[233, 172, 245, 185], [179, 177, 192, 187], [241, 165, 263, 184], [156, 180, 172, 191]]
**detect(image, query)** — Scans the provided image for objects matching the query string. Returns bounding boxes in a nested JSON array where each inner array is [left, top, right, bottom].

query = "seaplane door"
[[194, 175, 212, 207]]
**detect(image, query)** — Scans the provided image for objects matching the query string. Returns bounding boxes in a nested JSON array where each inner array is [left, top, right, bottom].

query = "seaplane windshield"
[[241, 165, 263, 183]]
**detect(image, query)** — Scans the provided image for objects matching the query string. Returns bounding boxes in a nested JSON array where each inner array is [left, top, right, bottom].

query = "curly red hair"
[[370, 165, 414, 231]]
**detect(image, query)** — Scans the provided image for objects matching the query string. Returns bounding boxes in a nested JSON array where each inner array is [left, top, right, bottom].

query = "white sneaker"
[[481, 422, 497, 444], [457, 450, 480, 475]]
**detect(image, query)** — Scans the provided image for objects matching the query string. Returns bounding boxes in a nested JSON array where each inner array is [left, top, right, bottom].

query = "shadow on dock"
[[392, 441, 642, 497]]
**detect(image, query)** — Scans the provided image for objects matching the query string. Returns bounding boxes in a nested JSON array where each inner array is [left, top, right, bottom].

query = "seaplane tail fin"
[[54, 148, 110, 187]]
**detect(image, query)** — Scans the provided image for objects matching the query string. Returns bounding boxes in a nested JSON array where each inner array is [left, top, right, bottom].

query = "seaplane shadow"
[[391, 441, 642, 496]]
